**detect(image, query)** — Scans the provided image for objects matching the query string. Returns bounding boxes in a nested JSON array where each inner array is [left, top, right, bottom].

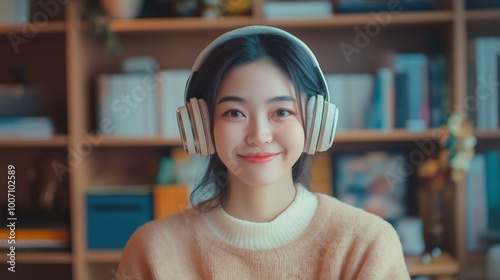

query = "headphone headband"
[[184, 25, 329, 102]]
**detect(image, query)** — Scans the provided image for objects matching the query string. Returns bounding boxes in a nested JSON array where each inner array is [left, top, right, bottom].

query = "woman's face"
[[213, 59, 305, 188]]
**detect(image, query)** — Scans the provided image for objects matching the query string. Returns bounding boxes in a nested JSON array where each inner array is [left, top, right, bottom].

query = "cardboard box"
[[153, 184, 188, 219]]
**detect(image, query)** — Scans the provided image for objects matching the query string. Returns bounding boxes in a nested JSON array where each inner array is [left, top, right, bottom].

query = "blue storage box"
[[86, 186, 152, 249]]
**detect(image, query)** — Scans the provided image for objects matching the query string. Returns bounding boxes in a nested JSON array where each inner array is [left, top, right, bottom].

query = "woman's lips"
[[238, 153, 279, 164]]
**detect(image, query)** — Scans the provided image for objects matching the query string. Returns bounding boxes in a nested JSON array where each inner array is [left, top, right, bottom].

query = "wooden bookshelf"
[[97, 136, 182, 147], [0, 21, 66, 34], [2, 0, 499, 278], [13, 252, 73, 264], [466, 9, 500, 21], [106, 11, 453, 32], [85, 250, 122, 263], [0, 135, 68, 147], [81, 250, 461, 275], [406, 252, 460, 276]]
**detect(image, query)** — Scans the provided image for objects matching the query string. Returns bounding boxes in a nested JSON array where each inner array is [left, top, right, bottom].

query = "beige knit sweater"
[[117, 193, 410, 279]]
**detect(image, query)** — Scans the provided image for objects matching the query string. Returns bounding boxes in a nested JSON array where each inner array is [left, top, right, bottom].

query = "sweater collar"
[[203, 184, 319, 249]]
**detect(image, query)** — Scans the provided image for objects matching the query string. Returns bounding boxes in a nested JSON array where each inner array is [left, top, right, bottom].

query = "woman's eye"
[[223, 109, 244, 118], [274, 109, 293, 118]]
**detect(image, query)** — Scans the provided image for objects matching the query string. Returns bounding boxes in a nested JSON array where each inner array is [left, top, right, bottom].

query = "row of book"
[[466, 150, 500, 252], [97, 70, 189, 139], [327, 53, 449, 132], [0, 0, 30, 24], [468, 37, 500, 131], [0, 117, 54, 139]]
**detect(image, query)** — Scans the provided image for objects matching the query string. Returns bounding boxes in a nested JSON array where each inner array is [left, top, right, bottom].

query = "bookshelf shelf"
[[14, 251, 72, 264], [82, 249, 458, 274], [106, 11, 452, 33], [406, 252, 460, 276], [0, 21, 66, 35], [0, 135, 68, 147], [87, 130, 438, 147], [475, 130, 500, 140], [336, 129, 436, 143], [85, 250, 122, 263], [466, 9, 500, 21], [96, 137, 182, 147]]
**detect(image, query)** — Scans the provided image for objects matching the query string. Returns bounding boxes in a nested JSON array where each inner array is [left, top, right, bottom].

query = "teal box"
[[86, 186, 152, 249]]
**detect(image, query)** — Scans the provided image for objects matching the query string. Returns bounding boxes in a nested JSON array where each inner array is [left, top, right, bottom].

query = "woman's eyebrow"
[[217, 95, 297, 105]]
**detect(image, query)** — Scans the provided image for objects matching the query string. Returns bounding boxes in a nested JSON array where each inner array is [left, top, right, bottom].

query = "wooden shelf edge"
[[474, 130, 500, 140], [11, 251, 72, 264], [0, 135, 68, 147], [335, 129, 438, 143], [406, 252, 460, 276], [466, 9, 500, 21], [0, 21, 66, 35], [107, 11, 452, 32], [85, 250, 122, 263], [96, 137, 182, 147]]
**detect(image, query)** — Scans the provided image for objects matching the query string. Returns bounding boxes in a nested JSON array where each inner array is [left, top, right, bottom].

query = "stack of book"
[[0, 117, 54, 139], [96, 70, 190, 139], [0, 226, 69, 250]]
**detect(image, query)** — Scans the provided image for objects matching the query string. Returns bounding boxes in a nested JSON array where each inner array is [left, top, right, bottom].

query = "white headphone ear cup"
[[303, 95, 316, 154], [306, 94, 324, 155], [189, 98, 207, 155], [197, 99, 215, 155], [317, 102, 338, 151], [177, 106, 197, 154]]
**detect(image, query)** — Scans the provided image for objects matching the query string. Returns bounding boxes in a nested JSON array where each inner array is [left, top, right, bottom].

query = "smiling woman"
[[116, 25, 410, 280]]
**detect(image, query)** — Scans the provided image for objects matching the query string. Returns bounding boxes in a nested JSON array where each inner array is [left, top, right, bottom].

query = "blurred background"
[[0, 0, 499, 279]]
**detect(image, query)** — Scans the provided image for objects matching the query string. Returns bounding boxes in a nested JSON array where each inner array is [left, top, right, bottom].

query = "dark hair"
[[187, 32, 328, 212]]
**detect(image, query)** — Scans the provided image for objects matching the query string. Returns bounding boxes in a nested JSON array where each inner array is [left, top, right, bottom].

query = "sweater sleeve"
[[116, 224, 159, 280], [353, 221, 411, 280]]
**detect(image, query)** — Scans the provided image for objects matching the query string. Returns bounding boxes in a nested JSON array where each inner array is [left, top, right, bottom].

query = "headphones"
[[176, 25, 339, 156]]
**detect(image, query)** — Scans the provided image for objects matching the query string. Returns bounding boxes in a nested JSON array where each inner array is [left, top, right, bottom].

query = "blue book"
[[466, 0, 500, 9], [337, 0, 434, 13], [428, 55, 444, 128], [485, 151, 500, 233], [395, 72, 408, 129]]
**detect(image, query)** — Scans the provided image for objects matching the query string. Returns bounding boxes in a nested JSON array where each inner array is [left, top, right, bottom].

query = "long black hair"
[[186, 31, 328, 212]]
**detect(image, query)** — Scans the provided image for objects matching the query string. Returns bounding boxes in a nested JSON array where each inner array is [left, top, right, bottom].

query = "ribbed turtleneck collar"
[[203, 184, 319, 249]]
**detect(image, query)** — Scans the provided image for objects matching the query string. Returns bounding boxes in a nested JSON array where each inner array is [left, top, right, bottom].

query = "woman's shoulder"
[[128, 207, 201, 244], [316, 194, 396, 237]]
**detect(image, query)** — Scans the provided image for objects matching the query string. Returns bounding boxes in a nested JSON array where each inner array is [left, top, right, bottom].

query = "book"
[[337, 0, 434, 13], [0, 117, 54, 139], [157, 70, 191, 139], [263, 1, 332, 19], [484, 151, 500, 234], [0, 0, 30, 24], [466, 154, 489, 252]]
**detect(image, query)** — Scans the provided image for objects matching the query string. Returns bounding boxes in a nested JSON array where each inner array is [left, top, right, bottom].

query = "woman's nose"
[[245, 117, 273, 146]]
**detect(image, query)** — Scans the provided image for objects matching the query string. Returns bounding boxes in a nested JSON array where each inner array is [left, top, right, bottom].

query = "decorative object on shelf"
[[417, 111, 477, 264], [100, 0, 145, 19], [418, 112, 477, 184], [78, 0, 123, 55], [202, 0, 251, 18]]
